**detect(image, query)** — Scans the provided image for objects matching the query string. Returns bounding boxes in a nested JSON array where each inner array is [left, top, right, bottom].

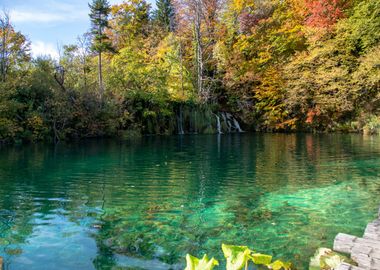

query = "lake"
[[0, 134, 379, 270]]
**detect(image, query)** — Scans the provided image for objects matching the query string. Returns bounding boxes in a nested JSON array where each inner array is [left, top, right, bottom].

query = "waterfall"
[[232, 117, 243, 132], [220, 112, 243, 133], [214, 113, 222, 134], [173, 104, 243, 135], [220, 112, 231, 132], [177, 105, 184, 135], [194, 110, 198, 134]]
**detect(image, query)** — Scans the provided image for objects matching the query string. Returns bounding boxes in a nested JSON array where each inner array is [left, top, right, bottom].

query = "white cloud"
[[109, 0, 126, 5], [8, 0, 132, 24], [31, 41, 59, 59], [10, 10, 66, 23], [9, 1, 88, 24]]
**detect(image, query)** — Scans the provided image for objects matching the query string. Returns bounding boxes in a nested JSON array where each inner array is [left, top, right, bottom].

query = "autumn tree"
[[174, 0, 221, 103], [108, 0, 151, 49], [214, 0, 306, 128], [285, 0, 380, 130], [0, 11, 30, 82]]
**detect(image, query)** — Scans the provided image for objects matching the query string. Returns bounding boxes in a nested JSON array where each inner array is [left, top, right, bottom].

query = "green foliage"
[[89, 0, 113, 53], [336, 0, 380, 55], [362, 116, 380, 135], [153, 0, 175, 31]]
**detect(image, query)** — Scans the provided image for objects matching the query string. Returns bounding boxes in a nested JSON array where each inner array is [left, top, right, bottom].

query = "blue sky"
[[1, 0, 155, 58]]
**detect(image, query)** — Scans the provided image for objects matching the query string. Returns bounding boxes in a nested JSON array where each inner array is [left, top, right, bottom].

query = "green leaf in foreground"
[[268, 260, 292, 270], [184, 254, 219, 270], [251, 253, 272, 265], [222, 244, 252, 270]]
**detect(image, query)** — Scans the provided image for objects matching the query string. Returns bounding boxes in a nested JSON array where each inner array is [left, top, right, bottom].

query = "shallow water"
[[0, 134, 379, 270]]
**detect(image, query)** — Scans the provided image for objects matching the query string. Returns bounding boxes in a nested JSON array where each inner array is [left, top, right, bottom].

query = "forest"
[[0, 0, 379, 143]]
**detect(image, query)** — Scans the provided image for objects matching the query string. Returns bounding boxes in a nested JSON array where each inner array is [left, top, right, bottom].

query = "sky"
[[1, 0, 155, 59]]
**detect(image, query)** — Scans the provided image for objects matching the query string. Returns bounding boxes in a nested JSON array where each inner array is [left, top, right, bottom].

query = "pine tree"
[[154, 0, 175, 32], [89, 0, 113, 99]]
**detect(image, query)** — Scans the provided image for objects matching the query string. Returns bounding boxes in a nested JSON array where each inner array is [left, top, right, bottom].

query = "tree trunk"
[[83, 54, 88, 91], [0, 33, 5, 82], [98, 51, 104, 100], [194, 0, 205, 102], [0, 14, 9, 82], [179, 40, 184, 96], [83, 64, 88, 91]]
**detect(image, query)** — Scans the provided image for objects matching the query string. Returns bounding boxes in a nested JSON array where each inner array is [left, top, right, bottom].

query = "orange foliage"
[[305, 0, 349, 29], [306, 107, 321, 124]]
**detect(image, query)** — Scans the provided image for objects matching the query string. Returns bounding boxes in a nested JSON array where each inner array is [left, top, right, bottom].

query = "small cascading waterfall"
[[173, 104, 243, 134], [218, 112, 243, 133], [177, 105, 184, 135], [214, 113, 222, 134], [193, 110, 198, 134], [232, 117, 243, 132], [220, 112, 231, 132]]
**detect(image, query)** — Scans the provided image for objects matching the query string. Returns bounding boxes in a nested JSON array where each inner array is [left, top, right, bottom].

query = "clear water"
[[0, 134, 379, 270]]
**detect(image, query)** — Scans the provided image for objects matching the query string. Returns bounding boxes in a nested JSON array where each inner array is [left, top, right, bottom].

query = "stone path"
[[334, 206, 380, 270]]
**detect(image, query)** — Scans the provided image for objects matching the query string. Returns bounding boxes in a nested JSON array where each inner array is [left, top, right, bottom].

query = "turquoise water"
[[0, 134, 379, 270]]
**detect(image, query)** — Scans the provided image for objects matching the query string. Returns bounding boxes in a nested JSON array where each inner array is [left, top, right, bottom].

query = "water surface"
[[0, 134, 380, 269]]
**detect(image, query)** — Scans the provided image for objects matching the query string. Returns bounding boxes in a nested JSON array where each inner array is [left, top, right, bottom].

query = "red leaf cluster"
[[305, 0, 348, 29]]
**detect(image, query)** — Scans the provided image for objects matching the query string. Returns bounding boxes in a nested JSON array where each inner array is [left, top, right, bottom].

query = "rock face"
[[334, 205, 380, 270], [364, 219, 380, 241]]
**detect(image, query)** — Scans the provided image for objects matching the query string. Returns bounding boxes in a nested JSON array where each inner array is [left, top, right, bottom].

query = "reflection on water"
[[0, 134, 380, 269]]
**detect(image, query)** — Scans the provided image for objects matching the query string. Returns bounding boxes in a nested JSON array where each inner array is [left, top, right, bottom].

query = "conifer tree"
[[154, 0, 175, 31], [89, 0, 113, 99]]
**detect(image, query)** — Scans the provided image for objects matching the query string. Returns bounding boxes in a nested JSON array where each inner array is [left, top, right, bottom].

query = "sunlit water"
[[0, 134, 380, 270]]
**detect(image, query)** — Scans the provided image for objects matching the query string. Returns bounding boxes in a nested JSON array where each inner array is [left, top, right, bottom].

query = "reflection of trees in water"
[[0, 204, 35, 269], [0, 135, 379, 269]]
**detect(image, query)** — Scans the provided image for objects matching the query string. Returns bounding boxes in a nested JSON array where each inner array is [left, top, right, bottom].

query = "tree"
[[174, 0, 221, 103], [89, 0, 113, 99], [77, 33, 92, 91], [108, 0, 151, 49], [214, 0, 306, 128], [0, 11, 30, 82], [284, 0, 380, 130], [154, 0, 175, 32]]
